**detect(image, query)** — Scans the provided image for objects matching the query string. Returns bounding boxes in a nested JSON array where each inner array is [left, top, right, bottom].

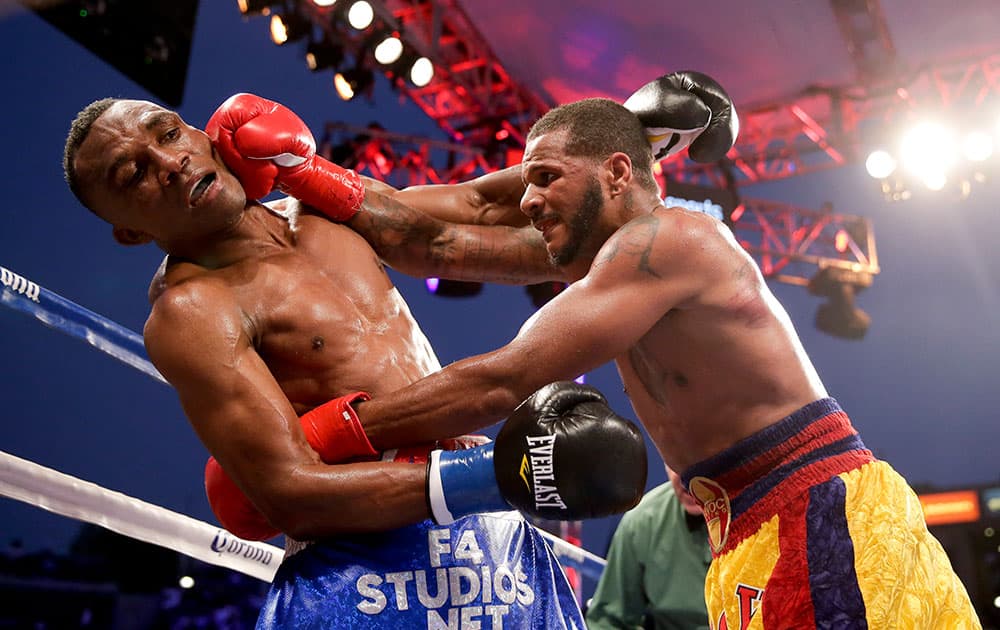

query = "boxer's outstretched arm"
[[359, 210, 728, 447], [144, 278, 429, 539], [365, 165, 529, 229], [346, 184, 565, 285]]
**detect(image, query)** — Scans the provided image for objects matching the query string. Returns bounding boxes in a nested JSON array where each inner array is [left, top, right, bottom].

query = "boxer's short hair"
[[527, 98, 657, 192], [64, 97, 120, 214]]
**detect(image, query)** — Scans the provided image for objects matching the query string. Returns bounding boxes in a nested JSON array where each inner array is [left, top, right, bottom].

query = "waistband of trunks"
[[681, 398, 871, 498]]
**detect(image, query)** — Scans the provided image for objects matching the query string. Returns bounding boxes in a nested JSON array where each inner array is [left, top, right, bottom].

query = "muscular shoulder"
[[145, 272, 245, 356], [590, 206, 733, 297]]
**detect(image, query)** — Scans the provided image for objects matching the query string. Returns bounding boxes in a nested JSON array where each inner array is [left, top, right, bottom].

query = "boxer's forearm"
[[262, 461, 430, 539], [358, 350, 537, 449]]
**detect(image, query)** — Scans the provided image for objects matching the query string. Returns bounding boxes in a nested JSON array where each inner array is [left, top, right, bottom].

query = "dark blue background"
[[1, 2, 997, 577]]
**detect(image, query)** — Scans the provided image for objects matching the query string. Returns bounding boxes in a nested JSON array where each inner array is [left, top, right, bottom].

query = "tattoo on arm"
[[594, 214, 662, 278], [356, 189, 555, 283]]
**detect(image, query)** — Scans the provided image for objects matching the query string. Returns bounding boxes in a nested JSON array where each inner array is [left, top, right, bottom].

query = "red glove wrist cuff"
[[279, 156, 365, 222], [299, 391, 376, 463]]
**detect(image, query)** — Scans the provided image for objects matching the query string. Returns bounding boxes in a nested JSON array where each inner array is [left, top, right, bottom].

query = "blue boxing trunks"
[[257, 511, 585, 629], [682, 398, 981, 629]]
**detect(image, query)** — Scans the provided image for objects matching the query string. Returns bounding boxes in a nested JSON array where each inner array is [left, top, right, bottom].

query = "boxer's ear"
[[113, 226, 154, 246]]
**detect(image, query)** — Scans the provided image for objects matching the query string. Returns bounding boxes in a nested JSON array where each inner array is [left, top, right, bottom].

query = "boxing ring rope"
[[0, 264, 607, 582]]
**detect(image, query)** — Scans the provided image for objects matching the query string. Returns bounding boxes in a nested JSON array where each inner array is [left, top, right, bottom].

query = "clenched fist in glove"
[[624, 70, 739, 163], [426, 381, 648, 524], [206, 93, 365, 221]]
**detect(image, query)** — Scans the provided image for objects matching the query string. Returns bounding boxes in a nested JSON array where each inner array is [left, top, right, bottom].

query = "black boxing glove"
[[624, 70, 739, 163], [425, 382, 647, 524]]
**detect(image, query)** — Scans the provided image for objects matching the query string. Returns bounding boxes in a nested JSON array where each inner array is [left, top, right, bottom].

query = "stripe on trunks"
[[762, 492, 816, 628], [806, 476, 867, 629], [729, 433, 867, 519]]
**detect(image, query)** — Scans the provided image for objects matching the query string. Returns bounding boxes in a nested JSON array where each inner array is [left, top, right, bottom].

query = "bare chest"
[[230, 226, 438, 407]]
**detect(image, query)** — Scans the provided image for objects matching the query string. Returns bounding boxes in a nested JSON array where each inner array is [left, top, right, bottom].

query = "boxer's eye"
[[162, 128, 180, 143]]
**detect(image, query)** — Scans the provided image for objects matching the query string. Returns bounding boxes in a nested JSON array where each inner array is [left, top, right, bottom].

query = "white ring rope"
[[0, 450, 281, 582], [0, 264, 607, 581]]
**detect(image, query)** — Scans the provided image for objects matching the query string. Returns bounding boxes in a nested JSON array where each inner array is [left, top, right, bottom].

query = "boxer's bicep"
[[144, 282, 314, 501]]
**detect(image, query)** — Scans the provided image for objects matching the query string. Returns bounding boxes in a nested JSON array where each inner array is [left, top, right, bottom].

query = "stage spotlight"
[[347, 1, 375, 30], [238, 0, 273, 16], [808, 267, 872, 340], [312, 0, 337, 6], [373, 34, 403, 65], [270, 12, 309, 45], [923, 171, 947, 191], [424, 278, 483, 298], [865, 149, 896, 179], [962, 130, 994, 162], [409, 56, 434, 87], [900, 121, 956, 178], [306, 39, 343, 71], [334, 66, 374, 100]]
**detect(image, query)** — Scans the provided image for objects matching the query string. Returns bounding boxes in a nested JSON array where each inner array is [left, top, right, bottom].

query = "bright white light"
[[333, 72, 354, 101], [900, 121, 957, 178], [962, 130, 994, 162], [179, 576, 195, 589], [347, 1, 374, 30], [269, 15, 289, 45], [922, 171, 947, 191], [312, 0, 337, 6], [374, 36, 403, 65], [409, 57, 434, 87], [995, 595, 1000, 609], [865, 149, 897, 179]]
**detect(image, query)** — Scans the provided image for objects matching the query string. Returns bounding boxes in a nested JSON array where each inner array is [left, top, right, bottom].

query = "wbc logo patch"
[[689, 476, 731, 554]]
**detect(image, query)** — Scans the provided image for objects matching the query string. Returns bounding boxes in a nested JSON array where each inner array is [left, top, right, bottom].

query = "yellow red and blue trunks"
[[681, 398, 981, 629]]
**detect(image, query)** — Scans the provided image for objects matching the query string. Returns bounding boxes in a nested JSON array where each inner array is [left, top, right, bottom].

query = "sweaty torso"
[[613, 207, 827, 471], [158, 203, 440, 414]]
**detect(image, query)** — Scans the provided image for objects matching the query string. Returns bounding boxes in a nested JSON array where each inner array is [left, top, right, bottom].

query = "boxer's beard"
[[551, 176, 602, 267]]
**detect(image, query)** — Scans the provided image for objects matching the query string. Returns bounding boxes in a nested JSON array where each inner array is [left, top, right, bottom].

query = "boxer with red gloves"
[[206, 93, 366, 222]]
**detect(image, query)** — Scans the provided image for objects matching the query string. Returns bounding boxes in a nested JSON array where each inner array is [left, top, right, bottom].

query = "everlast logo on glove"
[[518, 435, 567, 512], [493, 382, 647, 521]]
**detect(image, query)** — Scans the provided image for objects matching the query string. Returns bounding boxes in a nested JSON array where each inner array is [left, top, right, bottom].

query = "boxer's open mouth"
[[189, 173, 216, 206]]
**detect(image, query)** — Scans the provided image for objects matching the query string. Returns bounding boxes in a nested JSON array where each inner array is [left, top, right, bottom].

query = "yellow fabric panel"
[[705, 515, 779, 630], [842, 462, 981, 630]]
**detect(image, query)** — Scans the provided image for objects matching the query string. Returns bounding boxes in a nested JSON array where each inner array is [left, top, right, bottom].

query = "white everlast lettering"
[[524, 435, 567, 511], [0, 266, 41, 303], [355, 526, 535, 627]]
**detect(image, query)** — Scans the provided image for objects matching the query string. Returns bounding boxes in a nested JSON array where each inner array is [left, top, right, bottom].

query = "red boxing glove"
[[299, 391, 378, 463], [204, 456, 281, 541], [206, 93, 365, 220], [204, 392, 377, 539]]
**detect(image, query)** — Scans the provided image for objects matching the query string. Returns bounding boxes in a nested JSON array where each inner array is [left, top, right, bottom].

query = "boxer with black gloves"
[[208, 382, 646, 538]]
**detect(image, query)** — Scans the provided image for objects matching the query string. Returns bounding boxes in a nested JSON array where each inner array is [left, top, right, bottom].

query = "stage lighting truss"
[[239, 0, 437, 94], [662, 52, 1000, 190]]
